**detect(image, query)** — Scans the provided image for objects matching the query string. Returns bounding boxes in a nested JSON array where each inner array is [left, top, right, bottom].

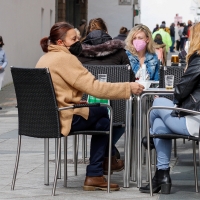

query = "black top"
[[78, 30, 130, 65], [113, 34, 127, 41], [174, 53, 200, 114]]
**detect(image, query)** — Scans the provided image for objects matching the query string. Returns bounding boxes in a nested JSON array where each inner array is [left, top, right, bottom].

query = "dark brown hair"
[[40, 22, 74, 52], [154, 33, 162, 41], [86, 18, 108, 35], [0, 36, 4, 47], [119, 27, 128, 34]]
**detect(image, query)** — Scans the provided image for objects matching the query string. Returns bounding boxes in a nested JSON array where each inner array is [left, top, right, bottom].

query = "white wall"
[[88, 0, 134, 38], [0, 0, 55, 87], [140, 0, 196, 32]]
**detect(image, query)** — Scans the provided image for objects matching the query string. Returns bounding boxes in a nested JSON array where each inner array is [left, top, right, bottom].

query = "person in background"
[[182, 20, 192, 41], [78, 17, 133, 164], [152, 24, 172, 53], [78, 19, 87, 40], [153, 24, 159, 33], [161, 21, 170, 34], [178, 23, 186, 51], [74, 28, 81, 40], [175, 22, 180, 51], [139, 22, 200, 194], [0, 36, 8, 109], [36, 21, 144, 191], [113, 26, 128, 41], [154, 33, 167, 66], [78, 18, 130, 65], [169, 23, 175, 52], [125, 24, 160, 81]]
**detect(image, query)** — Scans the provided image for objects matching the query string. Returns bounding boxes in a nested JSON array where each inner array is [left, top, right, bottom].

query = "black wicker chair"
[[146, 106, 200, 196], [10, 67, 113, 196]]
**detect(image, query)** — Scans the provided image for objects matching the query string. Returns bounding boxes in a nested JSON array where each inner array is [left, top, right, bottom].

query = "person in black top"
[[169, 23, 175, 52], [78, 17, 133, 175], [153, 24, 159, 33], [113, 26, 128, 41]]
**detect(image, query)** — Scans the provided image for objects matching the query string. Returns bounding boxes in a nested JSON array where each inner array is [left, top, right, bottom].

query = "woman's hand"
[[130, 82, 144, 95]]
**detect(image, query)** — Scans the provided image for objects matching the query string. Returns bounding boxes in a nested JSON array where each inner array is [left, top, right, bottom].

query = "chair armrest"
[[58, 103, 113, 111], [148, 106, 200, 116], [58, 103, 100, 111]]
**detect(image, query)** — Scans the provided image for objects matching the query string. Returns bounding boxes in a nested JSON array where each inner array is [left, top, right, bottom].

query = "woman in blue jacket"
[[125, 25, 159, 81]]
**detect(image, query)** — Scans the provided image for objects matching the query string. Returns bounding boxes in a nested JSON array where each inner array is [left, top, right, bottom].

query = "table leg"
[[137, 95, 142, 187], [123, 96, 132, 187], [131, 97, 137, 182]]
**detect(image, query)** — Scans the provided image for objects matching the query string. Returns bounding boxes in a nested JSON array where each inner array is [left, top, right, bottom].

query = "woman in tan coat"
[[36, 22, 144, 191]]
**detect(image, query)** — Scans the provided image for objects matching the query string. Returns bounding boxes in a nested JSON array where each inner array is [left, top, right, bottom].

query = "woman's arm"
[[152, 54, 160, 81]]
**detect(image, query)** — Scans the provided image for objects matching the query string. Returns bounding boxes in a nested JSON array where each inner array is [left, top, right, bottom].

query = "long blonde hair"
[[125, 24, 155, 56], [185, 23, 200, 70]]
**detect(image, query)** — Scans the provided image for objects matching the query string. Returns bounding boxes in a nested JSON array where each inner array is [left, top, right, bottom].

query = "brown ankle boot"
[[83, 176, 120, 191], [103, 156, 124, 175]]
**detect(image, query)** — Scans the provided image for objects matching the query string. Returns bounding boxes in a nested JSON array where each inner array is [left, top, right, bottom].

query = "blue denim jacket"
[[126, 50, 159, 81]]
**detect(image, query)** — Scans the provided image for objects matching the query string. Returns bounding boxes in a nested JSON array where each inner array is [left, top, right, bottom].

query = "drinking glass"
[[98, 74, 107, 82], [165, 75, 174, 89]]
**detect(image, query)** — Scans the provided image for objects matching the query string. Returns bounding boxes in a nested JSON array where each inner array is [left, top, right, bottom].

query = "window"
[[119, 0, 132, 5]]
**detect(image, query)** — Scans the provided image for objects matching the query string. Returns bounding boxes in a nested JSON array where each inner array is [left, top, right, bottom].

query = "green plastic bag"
[[87, 95, 110, 105]]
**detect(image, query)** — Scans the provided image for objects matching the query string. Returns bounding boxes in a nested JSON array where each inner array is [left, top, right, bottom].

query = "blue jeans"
[[70, 106, 123, 176], [150, 98, 190, 170]]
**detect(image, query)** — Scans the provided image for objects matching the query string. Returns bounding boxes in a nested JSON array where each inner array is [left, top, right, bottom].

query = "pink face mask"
[[133, 39, 147, 52]]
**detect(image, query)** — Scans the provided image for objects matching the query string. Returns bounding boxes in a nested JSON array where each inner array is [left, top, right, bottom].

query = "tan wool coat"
[[35, 45, 131, 136]]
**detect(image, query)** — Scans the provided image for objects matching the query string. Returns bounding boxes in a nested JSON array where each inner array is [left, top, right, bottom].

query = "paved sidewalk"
[[0, 60, 200, 199], [0, 84, 158, 200]]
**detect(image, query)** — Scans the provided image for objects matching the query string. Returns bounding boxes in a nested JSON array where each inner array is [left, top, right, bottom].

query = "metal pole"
[[44, 138, 49, 185]]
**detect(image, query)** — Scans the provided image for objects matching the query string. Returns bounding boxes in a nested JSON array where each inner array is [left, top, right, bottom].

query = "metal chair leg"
[[192, 141, 198, 193], [174, 139, 177, 158], [85, 135, 87, 158], [44, 138, 49, 185], [11, 135, 21, 190], [64, 137, 67, 187], [73, 135, 78, 176], [55, 138, 61, 179], [153, 150, 157, 173], [82, 135, 86, 164], [52, 138, 61, 196]]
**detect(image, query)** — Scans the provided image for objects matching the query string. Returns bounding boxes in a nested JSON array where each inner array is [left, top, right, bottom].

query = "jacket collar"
[[48, 44, 71, 54], [82, 30, 112, 45], [80, 39, 125, 57]]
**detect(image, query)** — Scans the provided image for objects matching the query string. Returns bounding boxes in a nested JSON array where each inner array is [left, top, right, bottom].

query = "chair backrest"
[[83, 65, 132, 126], [11, 67, 61, 138]]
